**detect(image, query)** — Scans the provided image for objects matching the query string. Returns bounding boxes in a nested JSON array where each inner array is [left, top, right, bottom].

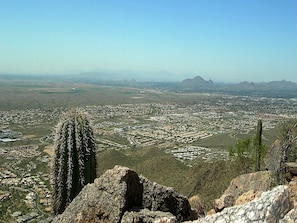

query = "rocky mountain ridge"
[[180, 76, 297, 90], [52, 117, 297, 223], [53, 166, 297, 223]]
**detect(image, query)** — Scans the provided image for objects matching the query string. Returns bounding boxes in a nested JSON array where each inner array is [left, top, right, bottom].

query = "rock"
[[0, 190, 11, 202], [122, 209, 177, 223], [11, 211, 22, 217], [186, 185, 292, 223], [235, 190, 263, 206], [212, 171, 272, 212], [222, 171, 272, 200], [188, 195, 205, 217], [288, 177, 297, 207], [280, 207, 297, 223], [140, 175, 197, 222], [265, 139, 283, 174], [214, 193, 234, 212], [53, 165, 196, 223], [206, 209, 216, 215], [265, 123, 297, 184], [53, 165, 143, 223], [285, 162, 297, 175]]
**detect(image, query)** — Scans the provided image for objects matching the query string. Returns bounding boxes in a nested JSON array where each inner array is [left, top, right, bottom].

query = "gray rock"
[[280, 207, 297, 223], [212, 171, 272, 213], [265, 139, 283, 175], [186, 185, 292, 223], [140, 175, 197, 222], [11, 211, 22, 217], [28, 212, 39, 217], [22, 214, 32, 221], [265, 126, 297, 184], [53, 165, 143, 223], [53, 165, 196, 223], [214, 193, 234, 212], [223, 171, 272, 200], [122, 208, 177, 223], [285, 162, 297, 175]]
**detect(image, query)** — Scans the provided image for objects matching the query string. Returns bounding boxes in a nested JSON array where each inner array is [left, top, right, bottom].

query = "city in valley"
[[0, 84, 297, 222]]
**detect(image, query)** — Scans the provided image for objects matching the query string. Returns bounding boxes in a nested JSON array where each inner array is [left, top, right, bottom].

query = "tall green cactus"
[[255, 118, 263, 171], [52, 108, 97, 215]]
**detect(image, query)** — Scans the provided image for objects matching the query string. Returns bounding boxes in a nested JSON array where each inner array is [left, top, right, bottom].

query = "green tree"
[[52, 108, 97, 215], [229, 119, 266, 174], [229, 138, 254, 174]]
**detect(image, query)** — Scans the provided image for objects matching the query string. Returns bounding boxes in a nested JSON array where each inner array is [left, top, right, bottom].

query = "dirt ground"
[[44, 145, 54, 156]]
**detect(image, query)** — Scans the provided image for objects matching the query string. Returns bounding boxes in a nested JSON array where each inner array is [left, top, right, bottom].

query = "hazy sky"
[[1, 0, 296, 82]]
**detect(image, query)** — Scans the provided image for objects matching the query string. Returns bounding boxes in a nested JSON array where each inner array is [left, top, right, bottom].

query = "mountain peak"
[[181, 76, 213, 87]]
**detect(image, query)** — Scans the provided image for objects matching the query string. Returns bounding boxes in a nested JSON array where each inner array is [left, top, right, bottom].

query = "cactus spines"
[[255, 118, 263, 171], [52, 108, 97, 215]]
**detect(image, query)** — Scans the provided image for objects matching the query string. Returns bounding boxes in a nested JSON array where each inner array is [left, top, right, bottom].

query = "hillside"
[[96, 147, 240, 209]]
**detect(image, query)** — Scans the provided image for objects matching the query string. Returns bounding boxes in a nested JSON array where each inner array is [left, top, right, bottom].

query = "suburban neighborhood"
[[1, 94, 297, 222]]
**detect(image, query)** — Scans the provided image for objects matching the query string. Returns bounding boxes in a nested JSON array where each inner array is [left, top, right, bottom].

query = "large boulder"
[[53, 165, 143, 223], [187, 185, 292, 223], [140, 176, 197, 222], [213, 171, 272, 211], [235, 189, 262, 206], [53, 165, 196, 223], [280, 176, 297, 222], [223, 171, 272, 199], [265, 121, 297, 184], [265, 139, 283, 174]]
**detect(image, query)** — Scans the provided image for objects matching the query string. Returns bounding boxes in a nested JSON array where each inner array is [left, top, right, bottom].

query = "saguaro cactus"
[[52, 108, 97, 215], [255, 118, 263, 171]]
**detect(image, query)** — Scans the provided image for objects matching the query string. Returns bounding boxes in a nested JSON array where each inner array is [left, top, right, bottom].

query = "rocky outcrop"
[[140, 176, 197, 222], [223, 171, 272, 199], [214, 193, 234, 212], [265, 120, 297, 184], [235, 189, 262, 206], [280, 177, 297, 222], [265, 139, 283, 169], [213, 171, 272, 211], [52, 165, 295, 223], [53, 165, 196, 223], [53, 165, 143, 223], [265, 139, 288, 183], [186, 185, 292, 223]]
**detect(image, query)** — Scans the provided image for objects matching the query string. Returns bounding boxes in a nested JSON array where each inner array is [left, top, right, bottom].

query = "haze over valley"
[[1, 0, 297, 221], [0, 74, 297, 221]]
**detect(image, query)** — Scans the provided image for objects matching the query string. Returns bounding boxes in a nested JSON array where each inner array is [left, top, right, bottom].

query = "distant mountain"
[[77, 70, 182, 82], [226, 80, 297, 91], [181, 76, 213, 88], [178, 76, 297, 98], [77, 71, 120, 80], [265, 80, 297, 90], [1, 73, 296, 98]]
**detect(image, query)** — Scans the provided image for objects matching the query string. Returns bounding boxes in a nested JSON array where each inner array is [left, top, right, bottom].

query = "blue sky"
[[0, 0, 296, 82]]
